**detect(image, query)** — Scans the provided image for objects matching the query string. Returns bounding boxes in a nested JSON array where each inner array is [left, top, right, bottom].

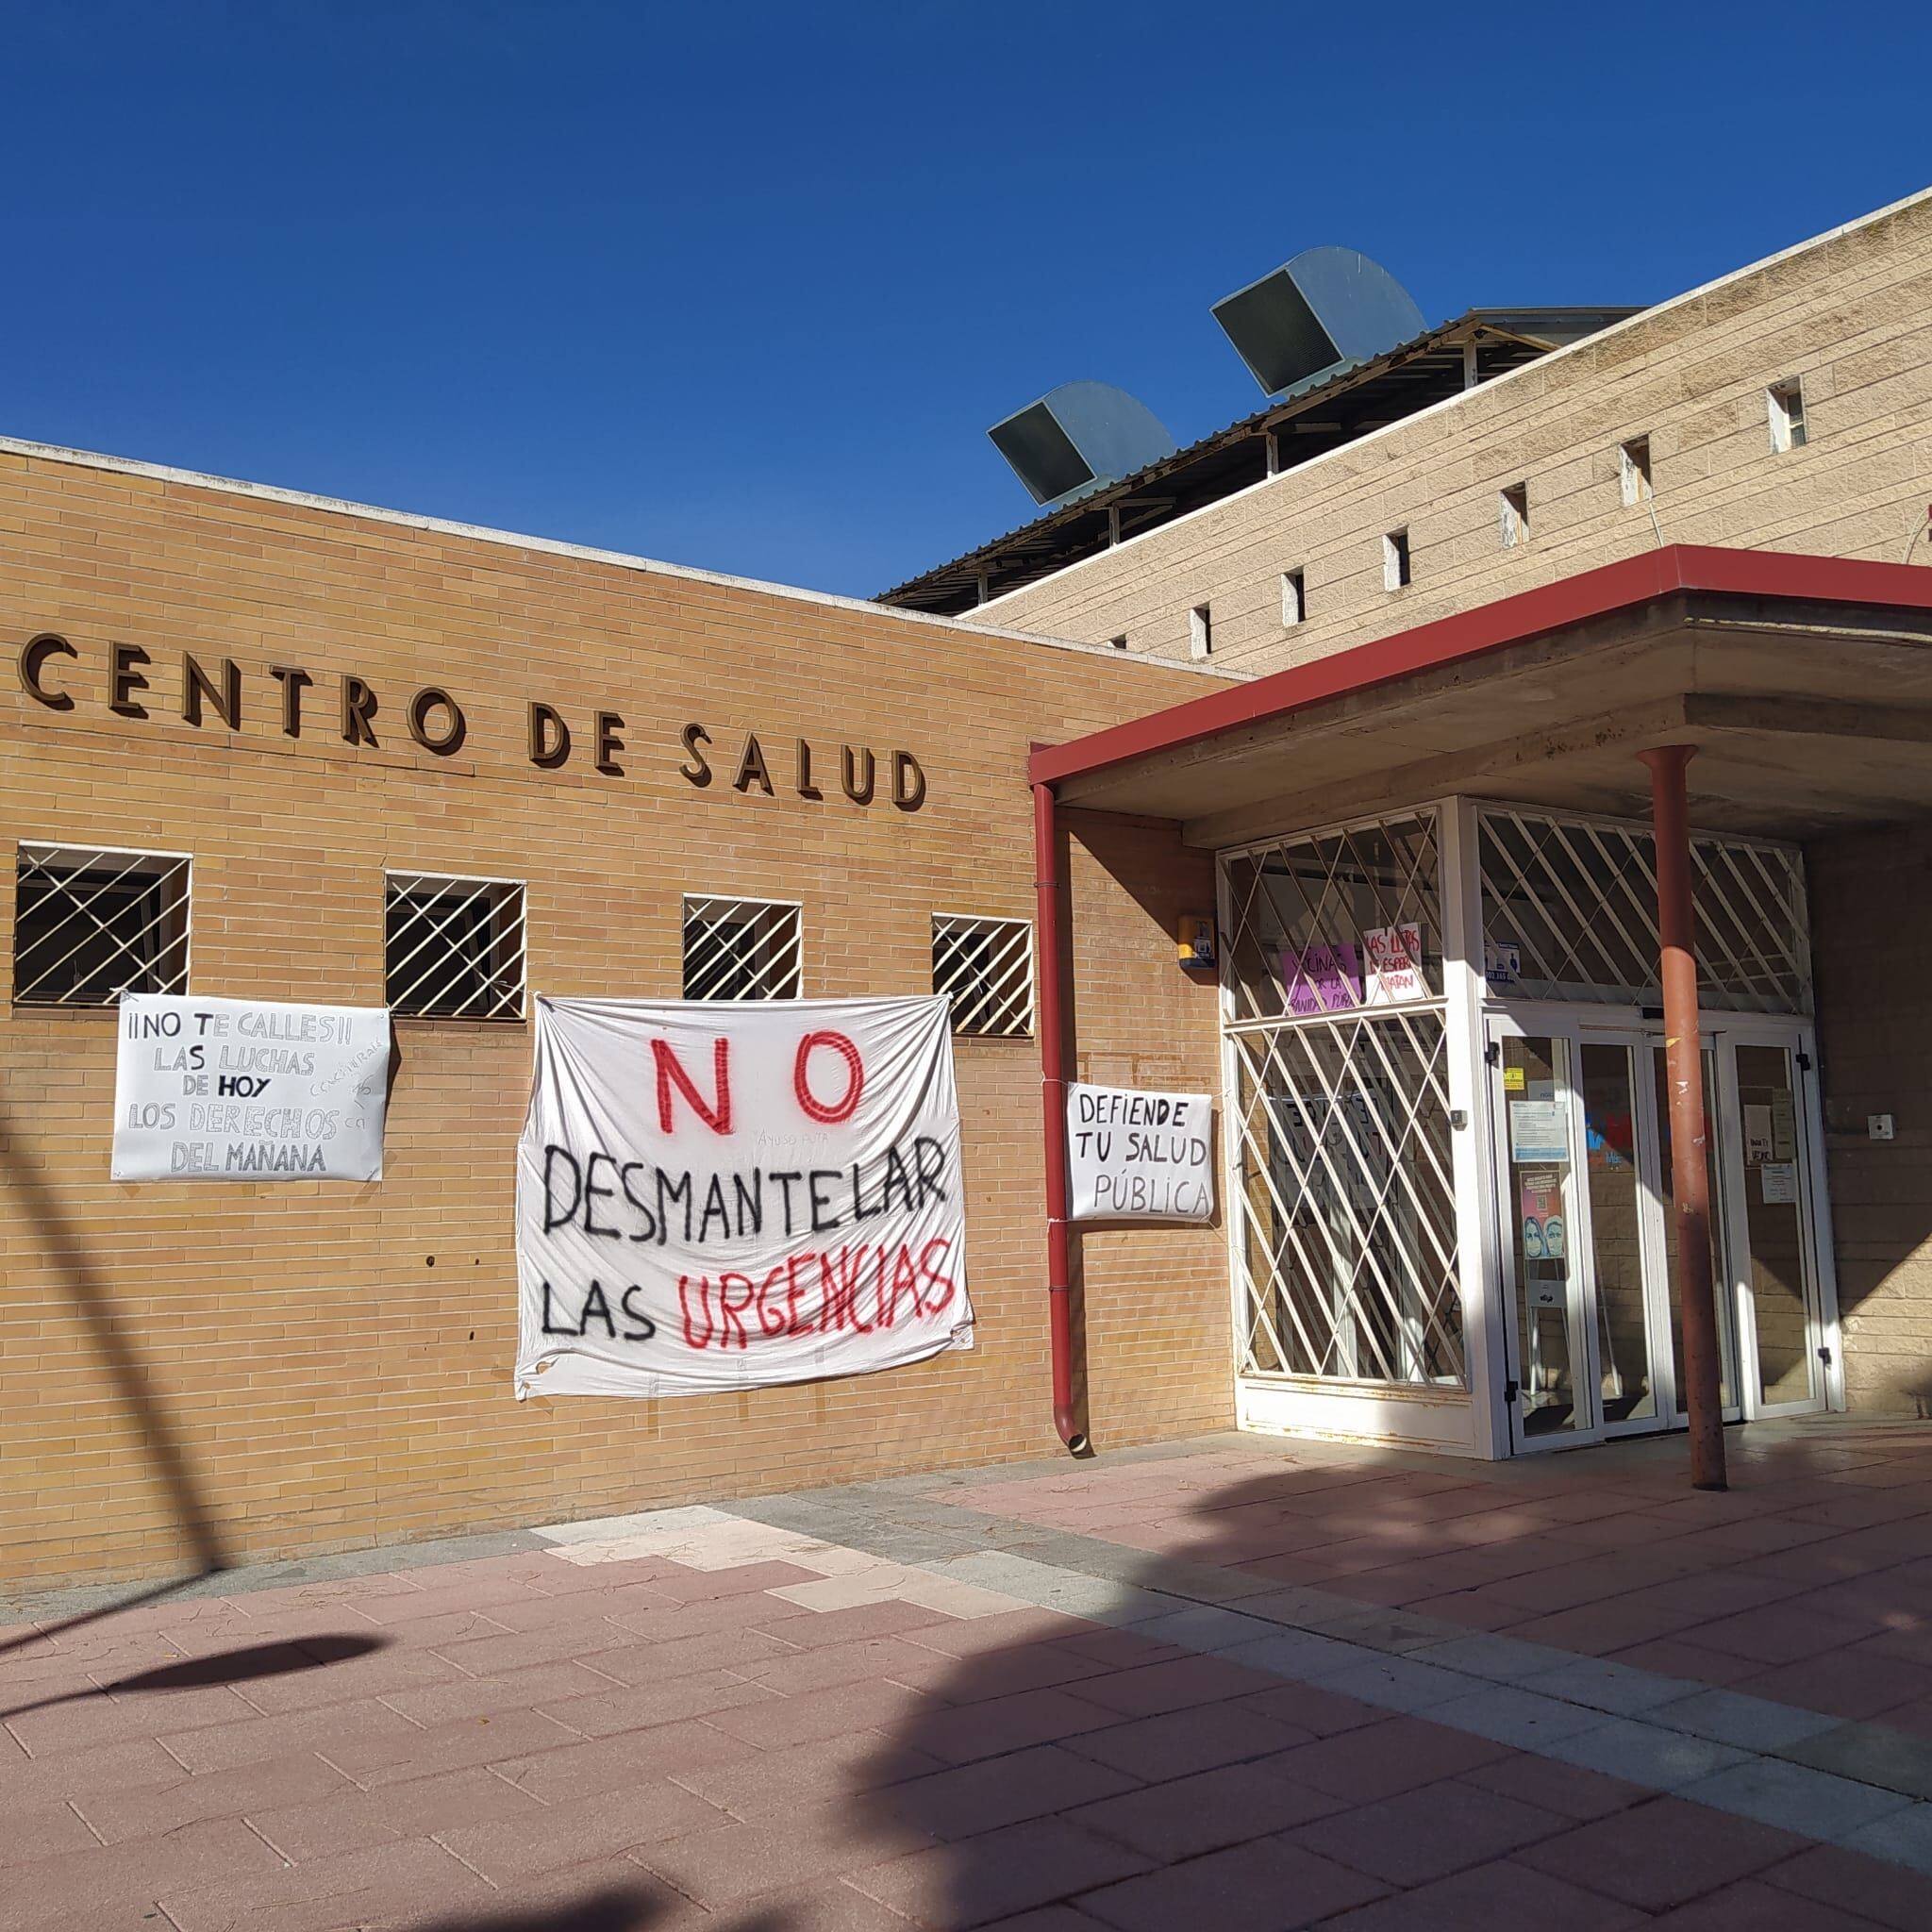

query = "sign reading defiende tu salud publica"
[[111, 993, 391, 1180], [1067, 1083, 1215, 1222]]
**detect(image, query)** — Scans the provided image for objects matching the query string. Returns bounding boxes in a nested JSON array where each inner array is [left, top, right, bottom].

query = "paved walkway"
[[8, 1420, 1932, 1928]]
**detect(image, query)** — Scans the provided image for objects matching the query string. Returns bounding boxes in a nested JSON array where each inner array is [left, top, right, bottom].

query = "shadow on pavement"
[[0, 1632, 391, 1720]]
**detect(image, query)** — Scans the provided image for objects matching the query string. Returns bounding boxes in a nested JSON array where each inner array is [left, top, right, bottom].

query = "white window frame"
[[1768, 378, 1807, 454], [384, 870, 528, 1022], [932, 912, 1035, 1038], [1189, 603, 1213, 660], [1499, 484, 1528, 549], [1280, 569, 1306, 627], [11, 841, 192, 1008], [1619, 437, 1653, 506]]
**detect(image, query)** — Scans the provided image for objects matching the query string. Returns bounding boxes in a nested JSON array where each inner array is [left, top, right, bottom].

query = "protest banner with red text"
[[514, 994, 973, 1398]]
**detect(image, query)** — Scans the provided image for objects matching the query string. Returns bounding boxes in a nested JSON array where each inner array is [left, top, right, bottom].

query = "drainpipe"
[[1641, 744, 1727, 1492], [1033, 777, 1089, 1454]]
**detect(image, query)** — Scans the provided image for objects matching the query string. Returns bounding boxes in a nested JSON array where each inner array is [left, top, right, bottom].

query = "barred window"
[[933, 914, 1034, 1037], [12, 843, 192, 1008], [682, 895, 802, 1000], [384, 873, 526, 1020]]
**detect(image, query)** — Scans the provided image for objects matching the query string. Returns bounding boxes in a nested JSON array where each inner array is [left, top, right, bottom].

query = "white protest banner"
[[1067, 1083, 1215, 1223], [515, 994, 973, 1399], [112, 993, 390, 1181]]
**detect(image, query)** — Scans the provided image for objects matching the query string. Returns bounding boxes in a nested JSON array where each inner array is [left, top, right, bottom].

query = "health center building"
[[7, 184, 1932, 1591]]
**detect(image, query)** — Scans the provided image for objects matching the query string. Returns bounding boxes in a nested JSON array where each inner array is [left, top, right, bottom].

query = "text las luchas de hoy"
[[124, 1003, 377, 1174]]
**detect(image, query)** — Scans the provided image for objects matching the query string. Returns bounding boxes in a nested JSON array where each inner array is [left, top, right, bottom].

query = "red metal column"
[[1641, 745, 1727, 1491], [1032, 779, 1087, 1454]]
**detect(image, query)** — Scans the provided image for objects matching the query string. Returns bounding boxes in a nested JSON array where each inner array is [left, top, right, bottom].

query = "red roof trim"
[[1028, 545, 1932, 787]]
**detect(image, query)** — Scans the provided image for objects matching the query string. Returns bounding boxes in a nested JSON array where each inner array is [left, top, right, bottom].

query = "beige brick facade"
[[962, 189, 1932, 674], [0, 447, 1231, 1591]]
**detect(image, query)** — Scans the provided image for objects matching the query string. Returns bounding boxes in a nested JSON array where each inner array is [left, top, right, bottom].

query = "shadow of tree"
[[0, 1633, 391, 1720]]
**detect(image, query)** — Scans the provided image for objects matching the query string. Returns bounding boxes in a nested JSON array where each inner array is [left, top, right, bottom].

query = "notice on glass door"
[[1743, 1103, 1774, 1165], [1761, 1161, 1799, 1205], [1508, 1098, 1569, 1164]]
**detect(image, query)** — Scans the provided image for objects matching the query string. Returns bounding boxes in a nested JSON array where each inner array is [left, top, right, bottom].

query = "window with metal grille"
[[932, 914, 1034, 1037], [384, 873, 526, 1020], [1229, 1008, 1463, 1389], [11, 843, 191, 1008], [681, 895, 802, 1000], [1477, 805, 1809, 1012], [1221, 810, 1442, 1026]]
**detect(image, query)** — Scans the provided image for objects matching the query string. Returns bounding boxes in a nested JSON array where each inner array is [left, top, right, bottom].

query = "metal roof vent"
[[987, 381, 1176, 509], [1211, 246, 1426, 395]]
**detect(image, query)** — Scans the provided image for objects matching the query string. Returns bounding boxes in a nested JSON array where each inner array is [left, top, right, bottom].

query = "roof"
[[875, 308, 1640, 616], [1027, 544, 1932, 842]]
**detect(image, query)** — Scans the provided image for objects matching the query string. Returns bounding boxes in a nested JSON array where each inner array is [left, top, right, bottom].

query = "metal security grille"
[[1478, 806, 1809, 1012], [11, 843, 192, 1007], [384, 873, 526, 1020], [1229, 1009, 1463, 1387], [932, 914, 1034, 1037], [1222, 811, 1442, 1024], [681, 896, 802, 1000]]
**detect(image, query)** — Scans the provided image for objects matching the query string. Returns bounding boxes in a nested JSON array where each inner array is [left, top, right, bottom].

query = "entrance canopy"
[[1031, 547, 1932, 843]]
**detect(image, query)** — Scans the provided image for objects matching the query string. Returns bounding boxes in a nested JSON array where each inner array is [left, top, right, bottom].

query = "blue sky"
[[4, 3, 1928, 599]]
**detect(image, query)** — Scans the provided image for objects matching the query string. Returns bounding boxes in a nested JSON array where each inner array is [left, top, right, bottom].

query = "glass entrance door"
[[1490, 1011, 1830, 1451]]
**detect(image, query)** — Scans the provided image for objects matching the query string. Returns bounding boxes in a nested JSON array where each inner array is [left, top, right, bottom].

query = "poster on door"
[[1363, 924, 1427, 1005], [1280, 941, 1363, 1016], [1519, 1165, 1566, 1260], [515, 994, 974, 1400], [111, 992, 391, 1180]]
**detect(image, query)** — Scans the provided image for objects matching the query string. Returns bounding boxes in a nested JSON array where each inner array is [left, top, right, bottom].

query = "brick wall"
[[962, 189, 1932, 674], [0, 447, 1230, 1590], [1809, 821, 1932, 1413]]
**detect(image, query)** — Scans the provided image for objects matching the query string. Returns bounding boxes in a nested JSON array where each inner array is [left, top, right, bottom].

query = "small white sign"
[[1508, 1098, 1570, 1165], [1364, 924, 1428, 1006], [1484, 940, 1522, 988], [1761, 1160, 1799, 1205], [1068, 1084, 1215, 1222], [113, 993, 391, 1181]]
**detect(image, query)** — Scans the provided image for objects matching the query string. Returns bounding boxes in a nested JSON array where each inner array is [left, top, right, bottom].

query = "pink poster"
[[1281, 941, 1363, 1016]]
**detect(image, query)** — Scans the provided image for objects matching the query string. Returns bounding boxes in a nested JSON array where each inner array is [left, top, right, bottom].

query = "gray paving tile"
[[1426, 1685, 1609, 1749], [1215, 1630, 1365, 1681], [1408, 1634, 1578, 1682], [1128, 1606, 1287, 1654], [1544, 1715, 1753, 1790], [1522, 1657, 1697, 1716], [1307, 1653, 1484, 1714], [1840, 1801, 1932, 1874], [1649, 1687, 1845, 1753], [1675, 1757, 1914, 1841], [1783, 1722, 1932, 1800]]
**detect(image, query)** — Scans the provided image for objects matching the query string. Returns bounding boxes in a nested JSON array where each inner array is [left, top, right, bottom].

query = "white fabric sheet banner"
[[515, 994, 974, 1399], [1067, 1083, 1215, 1223], [111, 993, 391, 1181]]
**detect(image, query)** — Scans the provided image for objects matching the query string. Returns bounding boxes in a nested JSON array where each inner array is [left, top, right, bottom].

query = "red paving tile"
[[1760, 1841, 1932, 1931], [1075, 1832, 1388, 1931], [1293, 1774, 1568, 1886], [1644, 1876, 1898, 1929], [1314, 1857, 1648, 1930], [848, 1815, 1151, 1929], [1263, 1716, 1510, 1803], [1512, 1795, 1807, 1911], [431, 1778, 731, 1882], [18, 1424, 1932, 1928], [1066, 1759, 1344, 1861]]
